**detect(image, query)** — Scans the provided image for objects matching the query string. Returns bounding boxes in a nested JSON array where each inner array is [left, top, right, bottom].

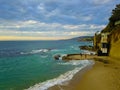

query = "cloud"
[[0, 20, 106, 40], [0, 20, 105, 31], [0, 0, 119, 25], [0, 0, 120, 40]]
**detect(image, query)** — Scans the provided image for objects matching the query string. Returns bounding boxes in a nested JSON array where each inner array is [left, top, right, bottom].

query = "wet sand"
[[49, 56, 120, 90]]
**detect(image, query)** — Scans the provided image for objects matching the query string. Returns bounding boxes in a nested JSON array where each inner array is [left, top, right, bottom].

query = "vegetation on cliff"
[[102, 4, 120, 33]]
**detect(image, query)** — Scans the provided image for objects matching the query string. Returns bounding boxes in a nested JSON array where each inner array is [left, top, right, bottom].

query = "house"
[[94, 32, 110, 56], [100, 33, 110, 56]]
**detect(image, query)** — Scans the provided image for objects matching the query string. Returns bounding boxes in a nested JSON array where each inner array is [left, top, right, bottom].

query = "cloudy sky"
[[0, 0, 120, 40]]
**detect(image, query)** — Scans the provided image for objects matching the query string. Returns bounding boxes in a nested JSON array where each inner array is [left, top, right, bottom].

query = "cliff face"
[[100, 4, 120, 59], [109, 25, 120, 59]]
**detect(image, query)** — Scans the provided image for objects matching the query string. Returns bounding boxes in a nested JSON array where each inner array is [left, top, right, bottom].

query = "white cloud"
[[0, 20, 106, 39], [24, 20, 38, 24]]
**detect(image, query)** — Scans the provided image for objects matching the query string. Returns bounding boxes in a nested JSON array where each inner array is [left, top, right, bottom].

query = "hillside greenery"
[[102, 4, 120, 33]]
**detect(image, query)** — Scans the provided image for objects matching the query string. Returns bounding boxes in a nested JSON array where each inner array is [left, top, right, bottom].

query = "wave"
[[20, 49, 51, 55], [26, 60, 94, 90], [58, 60, 93, 66], [51, 49, 67, 52], [53, 54, 67, 60], [20, 48, 63, 55]]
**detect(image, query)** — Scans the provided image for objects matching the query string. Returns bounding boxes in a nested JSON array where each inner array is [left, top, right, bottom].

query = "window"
[[102, 43, 107, 48]]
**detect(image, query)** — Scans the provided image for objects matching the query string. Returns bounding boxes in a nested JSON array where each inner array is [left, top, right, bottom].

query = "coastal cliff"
[[98, 4, 120, 59]]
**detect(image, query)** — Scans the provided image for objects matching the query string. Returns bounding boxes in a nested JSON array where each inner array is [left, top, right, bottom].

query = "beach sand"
[[49, 56, 120, 90]]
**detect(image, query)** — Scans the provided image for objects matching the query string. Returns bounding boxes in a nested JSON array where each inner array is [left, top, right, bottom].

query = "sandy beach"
[[49, 56, 120, 90]]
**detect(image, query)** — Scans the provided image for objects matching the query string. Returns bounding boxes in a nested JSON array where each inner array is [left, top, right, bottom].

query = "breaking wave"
[[58, 60, 93, 66], [20, 49, 51, 55], [53, 53, 67, 60], [26, 60, 94, 90]]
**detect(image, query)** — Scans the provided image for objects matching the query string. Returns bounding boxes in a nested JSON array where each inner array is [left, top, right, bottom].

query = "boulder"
[[54, 54, 61, 60]]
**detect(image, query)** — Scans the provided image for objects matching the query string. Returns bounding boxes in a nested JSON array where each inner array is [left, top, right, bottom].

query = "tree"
[[109, 4, 120, 22]]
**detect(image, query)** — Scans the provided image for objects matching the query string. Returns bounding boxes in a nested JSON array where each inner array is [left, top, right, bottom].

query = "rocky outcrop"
[[79, 45, 95, 51], [54, 54, 61, 60]]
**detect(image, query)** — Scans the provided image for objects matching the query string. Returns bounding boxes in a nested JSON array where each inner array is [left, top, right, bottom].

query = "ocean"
[[0, 40, 94, 90]]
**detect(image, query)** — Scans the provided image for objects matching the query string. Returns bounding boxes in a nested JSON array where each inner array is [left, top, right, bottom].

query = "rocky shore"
[[79, 45, 95, 51], [62, 54, 97, 60]]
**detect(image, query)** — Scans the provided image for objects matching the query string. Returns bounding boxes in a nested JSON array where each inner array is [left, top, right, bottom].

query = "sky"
[[0, 0, 120, 40]]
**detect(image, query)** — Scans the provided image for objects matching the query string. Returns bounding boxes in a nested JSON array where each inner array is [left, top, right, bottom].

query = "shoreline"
[[48, 60, 94, 90], [49, 56, 120, 90], [26, 60, 94, 90]]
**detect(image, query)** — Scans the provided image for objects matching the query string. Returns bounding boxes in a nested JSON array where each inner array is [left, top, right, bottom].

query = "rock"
[[79, 45, 95, 51], [62, 55, 73, 60], [54, 54, 61, 60]]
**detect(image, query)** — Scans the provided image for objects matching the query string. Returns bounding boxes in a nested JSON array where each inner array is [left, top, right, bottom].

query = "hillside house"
[[100, 33, 110, 56]]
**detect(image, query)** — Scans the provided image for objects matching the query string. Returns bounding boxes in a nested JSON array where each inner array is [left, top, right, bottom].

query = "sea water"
[[0, 40, 94, 90]]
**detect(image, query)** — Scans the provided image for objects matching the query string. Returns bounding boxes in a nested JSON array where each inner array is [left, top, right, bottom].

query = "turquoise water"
[[0, 40, 93, 90]]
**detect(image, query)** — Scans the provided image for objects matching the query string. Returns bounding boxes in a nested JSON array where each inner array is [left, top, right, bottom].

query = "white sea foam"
[[58, 60, 93, 66], [53, 53, 67, 60], [31, 49, 50, 54], [26, 60, 94, 90], [59, 54, 67, 60], [51, 49, 66, 52], [20, 49, 50, 55]]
